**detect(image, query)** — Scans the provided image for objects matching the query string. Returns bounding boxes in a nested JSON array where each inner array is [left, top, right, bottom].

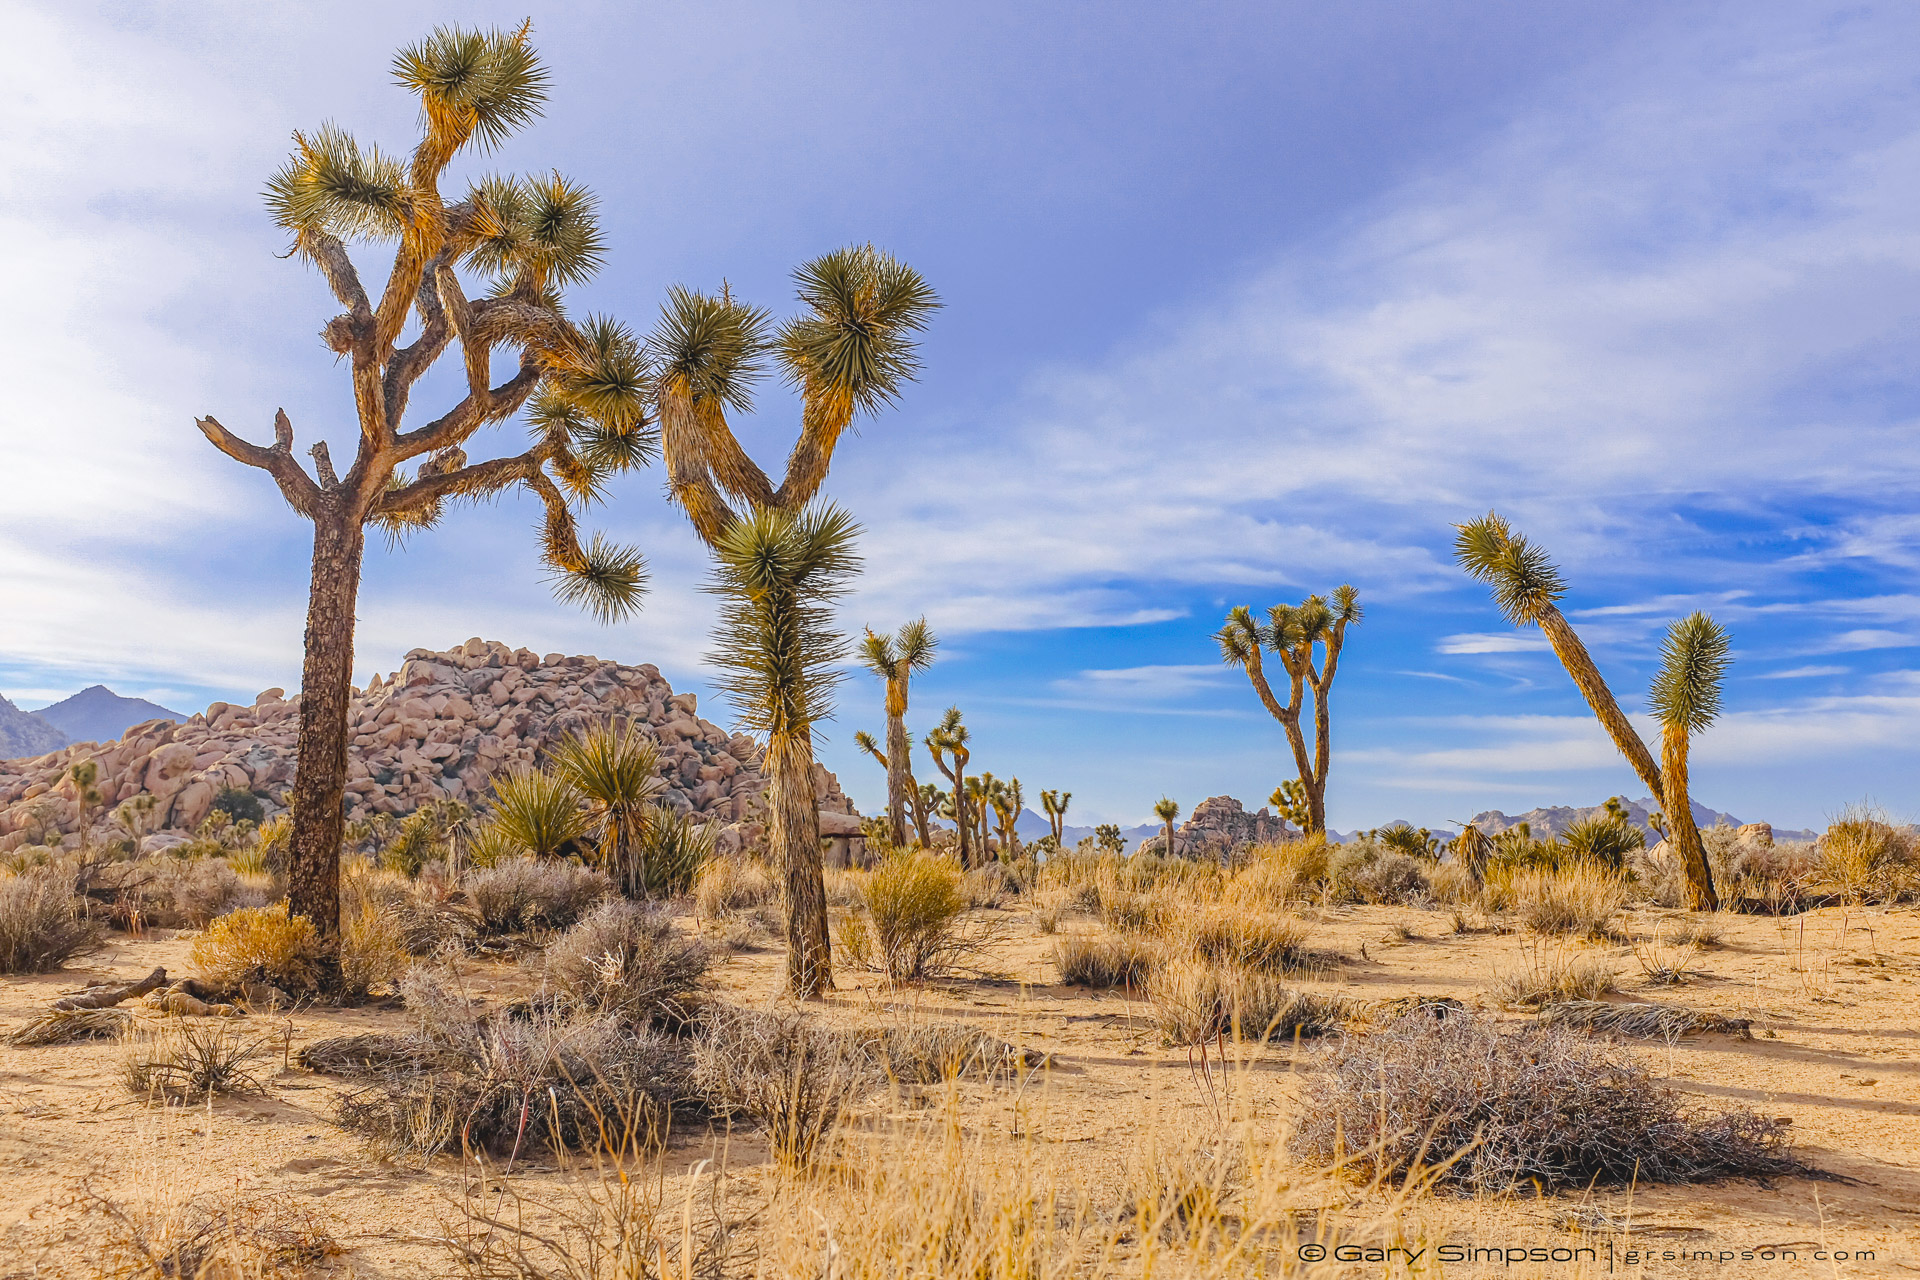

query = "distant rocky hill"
[[1466, 798, 1817, 843], [0, 694, 68, 759], [0, 639, 857, 856], [29, 685, 183, 746]]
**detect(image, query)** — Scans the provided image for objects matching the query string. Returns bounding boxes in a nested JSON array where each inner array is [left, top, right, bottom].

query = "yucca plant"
[[1454, 514, 1719, 909], [483, 767, 590, 860], [1558, 813, 1645, 870], [547, 721, 668, 896], [630, 805, 717, 897], [1040, 789, 1072, 846], [858, 618, 938, 848], [1153, 797, 1182, 857], [1648, 612, 1731, 910], [925, 708, 975, 867], [707, 505, 861, 998], [1218, 586, 1362, 834], [199, 25, 654, 959]]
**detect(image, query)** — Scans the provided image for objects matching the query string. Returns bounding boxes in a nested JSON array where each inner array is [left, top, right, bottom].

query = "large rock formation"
[[30, 685, 184, 745], [1136, 795, 1291, 857], [0, 694, 67, 759], [0, 639, 857, 855]]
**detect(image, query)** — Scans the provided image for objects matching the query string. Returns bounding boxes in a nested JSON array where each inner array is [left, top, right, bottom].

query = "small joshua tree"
[[1094, 823, 1125, 855], [1268, 780, 1311, 831], [200, 25, 653, 959], [1218, 586, 1362, 834], [925, 708, 974, 867], [1453, 513, 1719, 910], [1152, 797, 1181, 857], [1648, 613, 1731, 911], [66, 761, 103, 853], [858, 618, 938, 849], [989, 776, 1024, 861], [1040, 789, 1072, 845]]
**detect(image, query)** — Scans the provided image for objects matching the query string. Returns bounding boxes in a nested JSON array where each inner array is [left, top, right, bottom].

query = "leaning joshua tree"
[[925, 708, 974, 867], [198, 25, 652, 962], [859, 618, 938, 848], [1452, 513, 1718, 909], [708, 504, 861, 998], [1217, 586, 1361, 835], [1648, 613, 1731, 911]]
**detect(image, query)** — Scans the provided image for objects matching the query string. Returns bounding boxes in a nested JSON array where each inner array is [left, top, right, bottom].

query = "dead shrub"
[[539, 898, 711, 1023], [694, 856, 775, 920], [1182, 907, 1328, 975], [0, 867, 101, 973], [691, 1004, 876, 1168], [124, 1020, 281, 1099], [1050, 933, 1159, 988], [341, 897, 411, 997], [158, 857, 270, 927], [861, 1021, 1047, 1084], [1328, 841, 1429, 905], [1228, 836, 1330, 907], [7, 1007, 132, 1047], [1427, 860, 1480, 905], [190, 900, 326, 993], [1292, 1012, 1805, 1192], [1148, 957, 1352, 1045], [1514, 863, 1626, 938], [463, 856, 611, 936], [1099, 888, 1169, 934], [1493, 944, 1617, 1009], [1820, 811, 1919, 904], [75, 1181, 340, 1279]]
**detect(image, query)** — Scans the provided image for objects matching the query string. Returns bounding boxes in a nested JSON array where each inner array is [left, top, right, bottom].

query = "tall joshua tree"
[[1152, 796, 1182, 857], [200, 26, 652, 957], [925, 707, 974, 867], [988, 776, 1024, 861], [1452, 513, 1720, 910], [708, 505, 861, 998], [859, 618, 938, 848], [644, 245, 935, 997], [913, 782, 942, 848], [1648, 613, 1730, 911], [1040, 789, 1072, 845], [1217, 586, 1361, 834]]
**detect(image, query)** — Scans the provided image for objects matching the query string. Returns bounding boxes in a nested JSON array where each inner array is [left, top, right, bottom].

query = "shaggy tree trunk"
[[883, 696, 912, 849], [1538, 608, 1665, 800], [766, 729, 832, 998], [288, 508, 365, 967], [953, 770, 972, 868], [1660, 727, 1718, 912], [911, 787, 932, 849]]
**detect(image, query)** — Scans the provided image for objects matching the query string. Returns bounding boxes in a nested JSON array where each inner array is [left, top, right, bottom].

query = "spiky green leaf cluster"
[[778, 245, 941, 415], [482, 766, 589, 858], [859, 616, 938, 680], [706, 505, 862, 739], [393, 22, 548, 153], [461, 171, 605, 291], [648, 287, 772, 411], [266, 123, 411, 240], [548, 533, 649, 624], [1648, 611, 1730, 734], [1453, 513, 1566, 626], [549, 722, 665, 817]]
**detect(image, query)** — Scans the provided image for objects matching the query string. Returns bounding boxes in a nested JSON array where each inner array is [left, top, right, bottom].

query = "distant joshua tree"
[[1152, 796, 1181, 857], [990, 776, 1024, 860], [1218, 586, 1362, 835], [1093, 823, 1125, 855], [200, 25, 655, 964], [925, 708, 974, 867], [1453, 513, 1722, 910], [858, 618, 938, 849], [1040, 789, 1072, 845]]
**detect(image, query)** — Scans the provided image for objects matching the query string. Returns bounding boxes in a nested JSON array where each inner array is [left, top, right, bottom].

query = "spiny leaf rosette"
[[198, 24, 655, 965]]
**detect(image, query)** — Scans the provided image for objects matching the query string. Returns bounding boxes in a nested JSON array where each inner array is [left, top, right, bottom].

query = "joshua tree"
[[548, 721, 667, 897], [65, 761, 103, 853], [1040, 789, 1072, 845], [1648, 612, 1730, 911], [707, 504, 861, 998], [858, 618, 938, 848], [115, 794, 158, 843], [925, 707, 973, 867], [1452, 513, 1718, 909], [913, 782, 942, 848], [1094, 823, 1125, 855], [1218, 586, 1361, 835], [1268, 779, 1312, 832], [989, 776, 1024, 861], [199, 26, 654, 958], [1152, 796, 1181, 857], [969, 772, 1000, 857]]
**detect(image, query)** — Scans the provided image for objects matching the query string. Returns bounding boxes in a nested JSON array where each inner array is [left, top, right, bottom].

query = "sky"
[[3, 1, 1918, 831]]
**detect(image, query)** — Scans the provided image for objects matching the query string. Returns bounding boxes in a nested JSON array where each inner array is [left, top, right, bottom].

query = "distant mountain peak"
[[0, 693, 69, 760], [28, 686, 184, 749]]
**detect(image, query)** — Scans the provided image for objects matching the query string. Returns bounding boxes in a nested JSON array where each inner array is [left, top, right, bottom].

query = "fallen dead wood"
[[1538, 999, 1752, 1040], [51, 966, 168, 1011], [6, 1007, 134, 1047]]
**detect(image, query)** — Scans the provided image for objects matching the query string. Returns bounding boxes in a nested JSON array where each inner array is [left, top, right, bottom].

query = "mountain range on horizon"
[[0, 685, 184, 759]]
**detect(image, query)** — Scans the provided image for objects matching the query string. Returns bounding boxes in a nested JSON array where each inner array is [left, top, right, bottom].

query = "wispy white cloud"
[[1755, 664, 1848, 679], [1813, 629, 1916, 653]]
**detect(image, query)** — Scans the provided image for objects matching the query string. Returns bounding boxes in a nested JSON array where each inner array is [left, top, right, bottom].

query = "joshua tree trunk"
[[1161, 815, 1176, 855], [1538, 608, 1666, 800], [911, 787, 933, 849], [287, 507, 365, 952], [1659, 726, 1718, 912], [883, 699, 912, 848], [765, 729, 832, 997]]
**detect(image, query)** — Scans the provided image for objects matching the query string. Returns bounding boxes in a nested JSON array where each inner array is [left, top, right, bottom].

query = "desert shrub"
[[1493, 945, 1617, 1009], [251, 813, 291, 876], [1820, 812, 1918, 904], [0, 868, 102, 973], [631, 805, 715, 896], [1513, 863, 1626, 938], [210, 786, 266, 826], [691, 1005, 876, 1168], [1029, 891, 1066, 935], [1148, 958, 1352, 1046], [1557, 814, 1645, 869], [160, 857, 269, 927], [1427, 860, 1479, 905], [124, 1020, 280, 1098], [1064, 882, 1103, 916], [336, 966, 682, 1158], [341, 898, 410, 997], [540, 899, 711, 1023], [76, 1184, 340, 1280], [860, 852, 969, 983], [1100, 888, 1169, 934], [1182, 907, 1326, 975], [190, 900, 326, 993], [1051, 933, 1160, 988], [1292, 1012, 1804, 1192], [961, 861, 1016, 908], [694, 857, 775, 920], [343, 856, 474, 954], [463, 856, 610, 936], [860, 1022, 1045, 1084], [1228, 836, 1330, 907], [1329, 840, 1429, 905]]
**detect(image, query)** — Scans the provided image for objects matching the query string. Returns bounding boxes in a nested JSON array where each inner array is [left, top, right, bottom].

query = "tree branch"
[[197, 411, 322, 519], [389, 357, 544, 463], [383, 250, 455, 426]]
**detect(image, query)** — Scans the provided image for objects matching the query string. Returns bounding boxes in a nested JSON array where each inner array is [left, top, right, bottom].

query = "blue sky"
[[4, 1, 1918, 831]]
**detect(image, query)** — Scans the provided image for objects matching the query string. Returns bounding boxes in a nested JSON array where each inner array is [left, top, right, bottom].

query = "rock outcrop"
[[1136, 795, 1291, 857], [0, 639, 858, 855]]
